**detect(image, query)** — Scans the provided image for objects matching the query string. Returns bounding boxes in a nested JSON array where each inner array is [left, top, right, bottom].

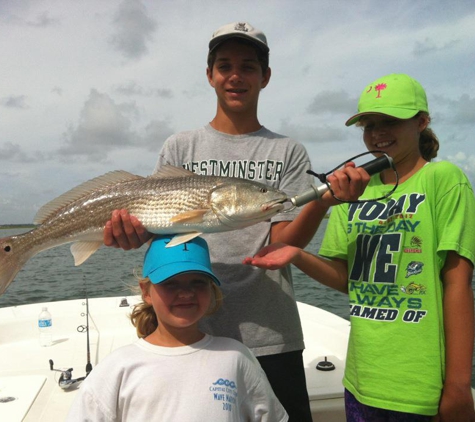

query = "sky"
[[1, 0, 475, 224]]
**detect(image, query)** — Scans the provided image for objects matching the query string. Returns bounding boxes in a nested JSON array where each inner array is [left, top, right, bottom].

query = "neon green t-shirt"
[[320, 161, 475, 415]]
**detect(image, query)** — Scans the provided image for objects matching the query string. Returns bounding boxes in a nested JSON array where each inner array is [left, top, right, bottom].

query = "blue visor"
[[143, 235, 221, 286]]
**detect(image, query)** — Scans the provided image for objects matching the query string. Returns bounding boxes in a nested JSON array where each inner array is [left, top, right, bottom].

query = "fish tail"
[[0, 235, 34, 296]]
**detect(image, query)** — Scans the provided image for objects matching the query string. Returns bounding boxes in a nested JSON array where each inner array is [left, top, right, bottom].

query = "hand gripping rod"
[[290, 154, 394, 207]]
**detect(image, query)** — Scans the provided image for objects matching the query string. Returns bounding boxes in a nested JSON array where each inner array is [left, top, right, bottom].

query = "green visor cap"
[[346, 73, 429, 126]]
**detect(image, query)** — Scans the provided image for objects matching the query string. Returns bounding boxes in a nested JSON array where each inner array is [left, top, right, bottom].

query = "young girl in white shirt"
[[67, 234, 288, 422]]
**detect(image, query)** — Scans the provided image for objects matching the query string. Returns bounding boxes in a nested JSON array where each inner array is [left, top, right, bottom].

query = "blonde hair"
[[130, 276, 223, 338]]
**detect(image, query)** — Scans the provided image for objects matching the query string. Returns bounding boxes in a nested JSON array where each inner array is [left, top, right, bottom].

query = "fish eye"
[[3, 245, 11, 252], [260, 187, 268, 193]]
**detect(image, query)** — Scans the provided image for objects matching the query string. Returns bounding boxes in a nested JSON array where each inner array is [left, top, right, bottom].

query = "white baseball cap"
[[209, 22, 269, 54]]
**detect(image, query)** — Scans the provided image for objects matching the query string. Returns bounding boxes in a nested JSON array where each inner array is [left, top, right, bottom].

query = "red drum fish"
[[0, 166, 287, 295]]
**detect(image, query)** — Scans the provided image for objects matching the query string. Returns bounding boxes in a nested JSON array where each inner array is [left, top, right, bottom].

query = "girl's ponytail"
[[419, 112, 439, 161], [130, 279, 158, 338]]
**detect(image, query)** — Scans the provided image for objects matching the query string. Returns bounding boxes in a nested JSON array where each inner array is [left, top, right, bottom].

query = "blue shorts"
[[345, 389, 433, 422]]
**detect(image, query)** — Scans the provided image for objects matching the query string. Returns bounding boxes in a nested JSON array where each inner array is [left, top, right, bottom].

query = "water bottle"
[[38, 307, 53, 347]]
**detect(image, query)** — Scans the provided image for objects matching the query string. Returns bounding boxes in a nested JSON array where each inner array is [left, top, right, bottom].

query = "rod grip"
[[290, 155, 394, 207], [360, 155, 394, 176]]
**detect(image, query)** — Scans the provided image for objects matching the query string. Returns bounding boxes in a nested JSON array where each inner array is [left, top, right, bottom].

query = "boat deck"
[[0, 297, 350, 421]]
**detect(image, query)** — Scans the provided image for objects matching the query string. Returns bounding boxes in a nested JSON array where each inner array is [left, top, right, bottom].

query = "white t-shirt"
[[66, 334, 288, 421]]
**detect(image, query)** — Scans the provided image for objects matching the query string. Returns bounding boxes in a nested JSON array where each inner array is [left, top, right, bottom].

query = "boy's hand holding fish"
[[104, 210, 152, 250]]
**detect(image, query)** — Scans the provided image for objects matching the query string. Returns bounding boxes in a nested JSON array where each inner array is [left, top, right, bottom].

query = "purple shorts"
[[345, 389, 433, 422]]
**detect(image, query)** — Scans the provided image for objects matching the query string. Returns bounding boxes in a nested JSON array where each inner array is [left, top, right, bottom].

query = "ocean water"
[[0, 223, 348, 312], [1, 223, 474, 387]]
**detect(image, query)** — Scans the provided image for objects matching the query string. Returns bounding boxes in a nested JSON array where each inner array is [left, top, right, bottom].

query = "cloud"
[[412, 37, 460, 57], [449, 94, 475, 124], [433, 93, 475, 124], [307, 90, 357, 116], [1, 0, 475, 225], [56, 88, 175, 161], [2, 95, 28, 109], [279, 119, 348, 145], [0, 8, 59, 27], [26, 12, 59, 28], [114, 80, 173, 98], [109, 0, 157, 60], [58, 89, 138, 161], [0, 142, 46, 163], [51, 86, 63, 96], [0, 142, 28, 161], [142, 119, 174, 151]]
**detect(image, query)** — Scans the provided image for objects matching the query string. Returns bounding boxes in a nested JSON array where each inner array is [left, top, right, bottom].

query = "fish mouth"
[[261, 197, 288, 213], [214, 197, 289, 228]]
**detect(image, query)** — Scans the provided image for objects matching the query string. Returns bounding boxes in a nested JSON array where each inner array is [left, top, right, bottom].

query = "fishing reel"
[[49, 359, 86, 390]]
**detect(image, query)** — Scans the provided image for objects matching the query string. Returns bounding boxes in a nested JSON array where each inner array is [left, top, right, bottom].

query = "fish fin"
[[70, 241, 103, 266], [149, 165, 197, 179], [34, 171, 144, 225], [169, 209, 209, 223], [166, 232, 203, 247]]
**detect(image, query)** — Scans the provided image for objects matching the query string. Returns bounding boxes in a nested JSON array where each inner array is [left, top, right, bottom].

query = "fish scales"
[[113, 175, 220, 230], [26, 176, 216, 245]]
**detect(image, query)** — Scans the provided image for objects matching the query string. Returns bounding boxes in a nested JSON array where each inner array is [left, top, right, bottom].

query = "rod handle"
[[290, 155, 394, 207]]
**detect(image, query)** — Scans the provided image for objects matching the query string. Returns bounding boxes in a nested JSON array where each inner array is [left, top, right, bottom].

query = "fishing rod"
[[83, 277, 93, 376], [49, 276, 92, 389], [289, 152, 396, 208]]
